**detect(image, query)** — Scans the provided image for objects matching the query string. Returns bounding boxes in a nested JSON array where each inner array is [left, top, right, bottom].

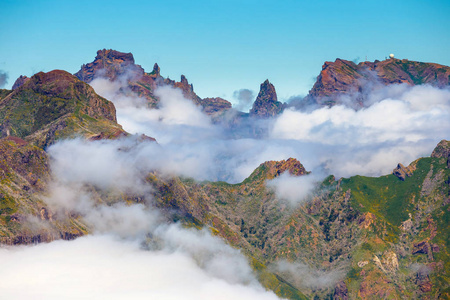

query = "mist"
[[272, 260, 346, 290], [0, 234, 281, 300], [233, 88, 255, 112], [0, 134, 283, 300], [1, 66, 449, 299], [266, 173, 322, 206], [89, 73, 450, 182], [0, 70, 8, 88]]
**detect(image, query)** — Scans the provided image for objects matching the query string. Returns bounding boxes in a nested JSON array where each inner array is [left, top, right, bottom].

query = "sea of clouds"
[[1, 70, 449, 299]]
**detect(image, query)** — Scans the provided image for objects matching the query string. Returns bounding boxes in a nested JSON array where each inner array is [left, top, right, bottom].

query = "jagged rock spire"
[[249, 79, 284, 118]]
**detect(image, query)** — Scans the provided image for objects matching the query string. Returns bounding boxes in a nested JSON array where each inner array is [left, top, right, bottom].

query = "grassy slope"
[[340, 156, 449, 299]]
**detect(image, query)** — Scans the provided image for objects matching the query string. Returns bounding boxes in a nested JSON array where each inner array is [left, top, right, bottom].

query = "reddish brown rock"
[[75, 49, 231, 115], [393, 163, 416, 181], [431, 140, 450, 164], [249, 79, 284, 118], [305, 58, 450, 107], [75, 49, 143, 82], [247, 157, 309, 182], [12, 75, 30, 90]]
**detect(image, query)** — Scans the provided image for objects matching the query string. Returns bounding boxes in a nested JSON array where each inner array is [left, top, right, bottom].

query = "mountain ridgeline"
[[1, 50, 449, 299]]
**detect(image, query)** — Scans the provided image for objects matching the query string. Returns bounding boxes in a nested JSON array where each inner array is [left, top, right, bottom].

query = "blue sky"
[[1, 0, 449, 103]]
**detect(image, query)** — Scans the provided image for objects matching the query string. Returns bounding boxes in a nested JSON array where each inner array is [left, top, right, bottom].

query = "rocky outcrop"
[[75, 49, 231, 115], [358, 212, 375, 229], [11, 75, 30, 90], [393, 162, 416, 180], [307, 59, 362, 106], [305, 58, 450, 107], [75, 49, 143, 83], [249, 79, 284, 118], [245, 157, 309, 182], [431, 140, 450, 158]]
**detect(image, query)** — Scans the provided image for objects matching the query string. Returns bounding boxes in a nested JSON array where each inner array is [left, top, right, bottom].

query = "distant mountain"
[[75, 49, 231, 115], [304, 58, 450, 107]]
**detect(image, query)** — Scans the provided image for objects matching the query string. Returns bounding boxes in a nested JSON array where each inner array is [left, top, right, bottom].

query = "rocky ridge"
[[75, 49, 232, 115], [304, 58, 450, 107]]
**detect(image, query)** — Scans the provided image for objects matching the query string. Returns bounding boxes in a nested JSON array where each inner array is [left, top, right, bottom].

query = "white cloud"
[[272, 260, 345, 289], [89, 68, 450, 182], [0, 234, 281, 300], [266, 173, 321, 206]]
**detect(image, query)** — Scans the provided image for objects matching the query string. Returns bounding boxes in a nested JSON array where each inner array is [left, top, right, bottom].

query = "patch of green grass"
[[340, 157, 443, 241]]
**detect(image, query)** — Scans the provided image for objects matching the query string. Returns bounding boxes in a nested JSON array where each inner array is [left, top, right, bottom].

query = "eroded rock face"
[[249, 79, 284, 118], [393, 162, 416, 181], [373, 251, 399, 274], [431, 140, 450, 159], [75, 49, 143, 83], [75, 49, 232, 115], [12, 75, 30, 90], [305, 58, 450, 107], [251, 157, 309, 181]]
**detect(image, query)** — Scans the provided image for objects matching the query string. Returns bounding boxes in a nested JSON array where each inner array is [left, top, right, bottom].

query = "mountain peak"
[[1, 70, 122, 147], [151, 63, 160, 76], [245, 157, 309, 182], [95, 49, 135, 64], [306, 58, 450, 107], [12, 75, 30, 90], [75, 49, 143, 83], [249, 79, 284, 118]]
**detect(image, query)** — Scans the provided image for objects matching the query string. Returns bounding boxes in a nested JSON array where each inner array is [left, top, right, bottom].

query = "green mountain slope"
[[0, 70, 125, 148]]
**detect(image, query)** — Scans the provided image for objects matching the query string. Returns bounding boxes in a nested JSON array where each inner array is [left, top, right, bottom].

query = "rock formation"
[[249, 79, 284, 118], [75, 49, 231, 115], [11, 75, 30, 90], [304, 58, 450, 107]]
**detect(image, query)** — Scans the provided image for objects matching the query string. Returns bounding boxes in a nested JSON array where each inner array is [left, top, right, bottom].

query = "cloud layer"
[[0, 234, 280, 300], [2, 69, 449, 299], [0, 135, 282, 300], [90, 76, 450, 182]]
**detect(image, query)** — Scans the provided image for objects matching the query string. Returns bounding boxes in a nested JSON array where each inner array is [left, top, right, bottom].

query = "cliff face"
[[75, 49, 143, 83], [0, 70, 124, 148], [75, 49, 231, 115], [306, 58, 450, 107], [0, 137, 87, 244], [249, 79, 284, 118], [11, 75, 30, 90]]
